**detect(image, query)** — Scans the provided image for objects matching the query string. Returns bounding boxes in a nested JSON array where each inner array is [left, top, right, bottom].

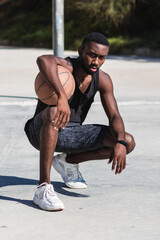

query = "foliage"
[[64, 0, 160, 50], [0, 0, 52, 47], [0, 0, 159, 52], [64, 0, 136, 45]]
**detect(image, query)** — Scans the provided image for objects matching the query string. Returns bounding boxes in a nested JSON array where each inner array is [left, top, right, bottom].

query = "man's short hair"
[[81, 32, 110, 49]]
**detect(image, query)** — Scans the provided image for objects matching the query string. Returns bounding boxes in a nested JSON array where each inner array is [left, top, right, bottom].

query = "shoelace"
[[43, 184, 56, 199]]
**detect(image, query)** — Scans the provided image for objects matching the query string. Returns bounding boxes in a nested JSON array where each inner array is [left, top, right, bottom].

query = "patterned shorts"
[[25, 112, 109, 154]]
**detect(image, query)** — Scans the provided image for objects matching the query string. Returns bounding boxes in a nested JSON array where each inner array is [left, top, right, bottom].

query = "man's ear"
[[78, 46, 83, 56]]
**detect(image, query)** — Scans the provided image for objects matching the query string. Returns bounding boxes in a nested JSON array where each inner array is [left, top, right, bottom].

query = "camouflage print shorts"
[[25, 112, 109, 154]]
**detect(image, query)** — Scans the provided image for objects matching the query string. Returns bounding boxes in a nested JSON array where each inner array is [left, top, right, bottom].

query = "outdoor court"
[[0, 47, 160, 240]]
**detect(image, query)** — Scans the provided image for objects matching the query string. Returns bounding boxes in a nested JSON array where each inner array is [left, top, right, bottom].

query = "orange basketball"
[[35, 65, 75, 105]]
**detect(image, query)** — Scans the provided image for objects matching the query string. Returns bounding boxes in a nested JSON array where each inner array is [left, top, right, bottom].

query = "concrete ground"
[[0, 47, 160, 240]]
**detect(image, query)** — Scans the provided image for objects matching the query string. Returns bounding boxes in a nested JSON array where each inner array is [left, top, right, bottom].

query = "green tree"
[[65, 0, 136, 48]]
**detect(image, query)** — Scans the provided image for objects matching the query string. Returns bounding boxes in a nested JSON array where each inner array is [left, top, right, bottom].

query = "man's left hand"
[[107, 143, 127, 174]]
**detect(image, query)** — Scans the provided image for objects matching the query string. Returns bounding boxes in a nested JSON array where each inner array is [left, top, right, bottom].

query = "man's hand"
[[52, 94, 71, 130], [107, 143, 127, 174]]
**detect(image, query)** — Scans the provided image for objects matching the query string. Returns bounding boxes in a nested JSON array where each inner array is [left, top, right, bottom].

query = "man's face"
[[78, 41, 109, 75]]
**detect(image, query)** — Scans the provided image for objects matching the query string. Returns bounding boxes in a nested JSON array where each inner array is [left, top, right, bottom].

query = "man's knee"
[[41, 106, 57, 124], [125, 133, 136, 154]]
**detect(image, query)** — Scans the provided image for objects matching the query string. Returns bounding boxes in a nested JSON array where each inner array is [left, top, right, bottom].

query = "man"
[[25, 32, 135, 211]]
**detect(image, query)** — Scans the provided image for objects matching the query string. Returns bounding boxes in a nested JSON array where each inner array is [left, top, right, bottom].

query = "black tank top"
[[25, 57, 99, 135], [67, 57, 99, 123]]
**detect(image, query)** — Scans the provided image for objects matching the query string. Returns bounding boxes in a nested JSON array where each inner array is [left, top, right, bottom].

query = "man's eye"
[[89, 53, 97, 58], [99, 56, 106, 60]]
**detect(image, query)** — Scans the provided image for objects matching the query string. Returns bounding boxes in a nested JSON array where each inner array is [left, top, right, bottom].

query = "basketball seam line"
[[41, 72, 70, 101], [36, 81, 46, 94]]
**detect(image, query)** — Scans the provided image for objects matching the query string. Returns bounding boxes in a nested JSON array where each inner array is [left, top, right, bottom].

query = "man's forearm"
[[109, 116, 126, 141], [36, 55, 66, 98]]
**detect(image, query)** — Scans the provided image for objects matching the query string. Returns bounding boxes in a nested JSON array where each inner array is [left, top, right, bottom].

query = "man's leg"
[[39, 106, 58, 184], [52, 124, 135, 187], [33, 106, 64, 211], [66, 130, 135, 164]]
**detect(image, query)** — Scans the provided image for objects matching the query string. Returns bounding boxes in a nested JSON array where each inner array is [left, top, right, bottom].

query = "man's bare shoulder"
[[58, 57, 73, 72], [99, 69, 113, 92], [37, 54, 73, 72]]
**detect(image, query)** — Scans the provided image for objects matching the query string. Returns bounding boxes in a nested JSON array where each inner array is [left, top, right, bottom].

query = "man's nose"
[[92, 57, 99, 65]]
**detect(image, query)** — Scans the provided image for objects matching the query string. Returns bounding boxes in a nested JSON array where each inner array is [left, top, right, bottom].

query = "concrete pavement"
[[0, 47, 160, 240]]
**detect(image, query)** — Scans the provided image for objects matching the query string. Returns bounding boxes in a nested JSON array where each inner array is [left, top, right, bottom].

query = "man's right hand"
[[52, 94, 71, 130]]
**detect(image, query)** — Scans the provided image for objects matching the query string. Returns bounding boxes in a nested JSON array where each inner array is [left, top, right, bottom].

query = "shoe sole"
[[33, 196, 64, 211], [52, 158, 87, 189], [65, 182, 87, 189]]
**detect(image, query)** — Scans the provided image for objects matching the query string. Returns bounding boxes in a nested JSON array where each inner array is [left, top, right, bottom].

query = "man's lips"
[[89, 66, 98, 72]]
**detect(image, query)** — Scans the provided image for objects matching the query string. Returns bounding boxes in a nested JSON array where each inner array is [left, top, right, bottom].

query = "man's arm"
[[36, 54, 73, 129], [99, 70, 127, 174]]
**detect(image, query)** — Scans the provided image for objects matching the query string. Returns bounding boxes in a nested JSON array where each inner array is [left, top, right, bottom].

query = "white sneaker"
[[33, 182, 64, 211], [52, 153, 87, 189]]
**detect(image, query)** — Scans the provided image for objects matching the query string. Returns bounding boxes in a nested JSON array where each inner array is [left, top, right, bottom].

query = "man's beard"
[[80, 58, 98, 75]]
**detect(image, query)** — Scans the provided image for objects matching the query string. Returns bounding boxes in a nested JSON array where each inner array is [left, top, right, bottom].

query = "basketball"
[[34, 65, 75, 105]]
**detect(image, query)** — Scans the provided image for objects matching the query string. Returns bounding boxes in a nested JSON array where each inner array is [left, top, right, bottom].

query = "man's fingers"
[[123, 157, 126, 169], [107, 158, 112, 164], [109, 144, 127, 174], [116, 158, 126, 174], [119, 163, 124, 173], [112, 157, 117, 171], [58, 114, 69, 129], [108, 151, 114, 164], [62, 114, 70, 129], [52, 112, 59, 124], [119, 157, 126, 173], [53, 111, 70, 130], [115, 160, 121, 174], [54, 112, 66, 129]]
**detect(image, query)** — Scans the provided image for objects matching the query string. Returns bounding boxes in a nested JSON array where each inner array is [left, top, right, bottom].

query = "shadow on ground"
[[0, 175, 90, 209]]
